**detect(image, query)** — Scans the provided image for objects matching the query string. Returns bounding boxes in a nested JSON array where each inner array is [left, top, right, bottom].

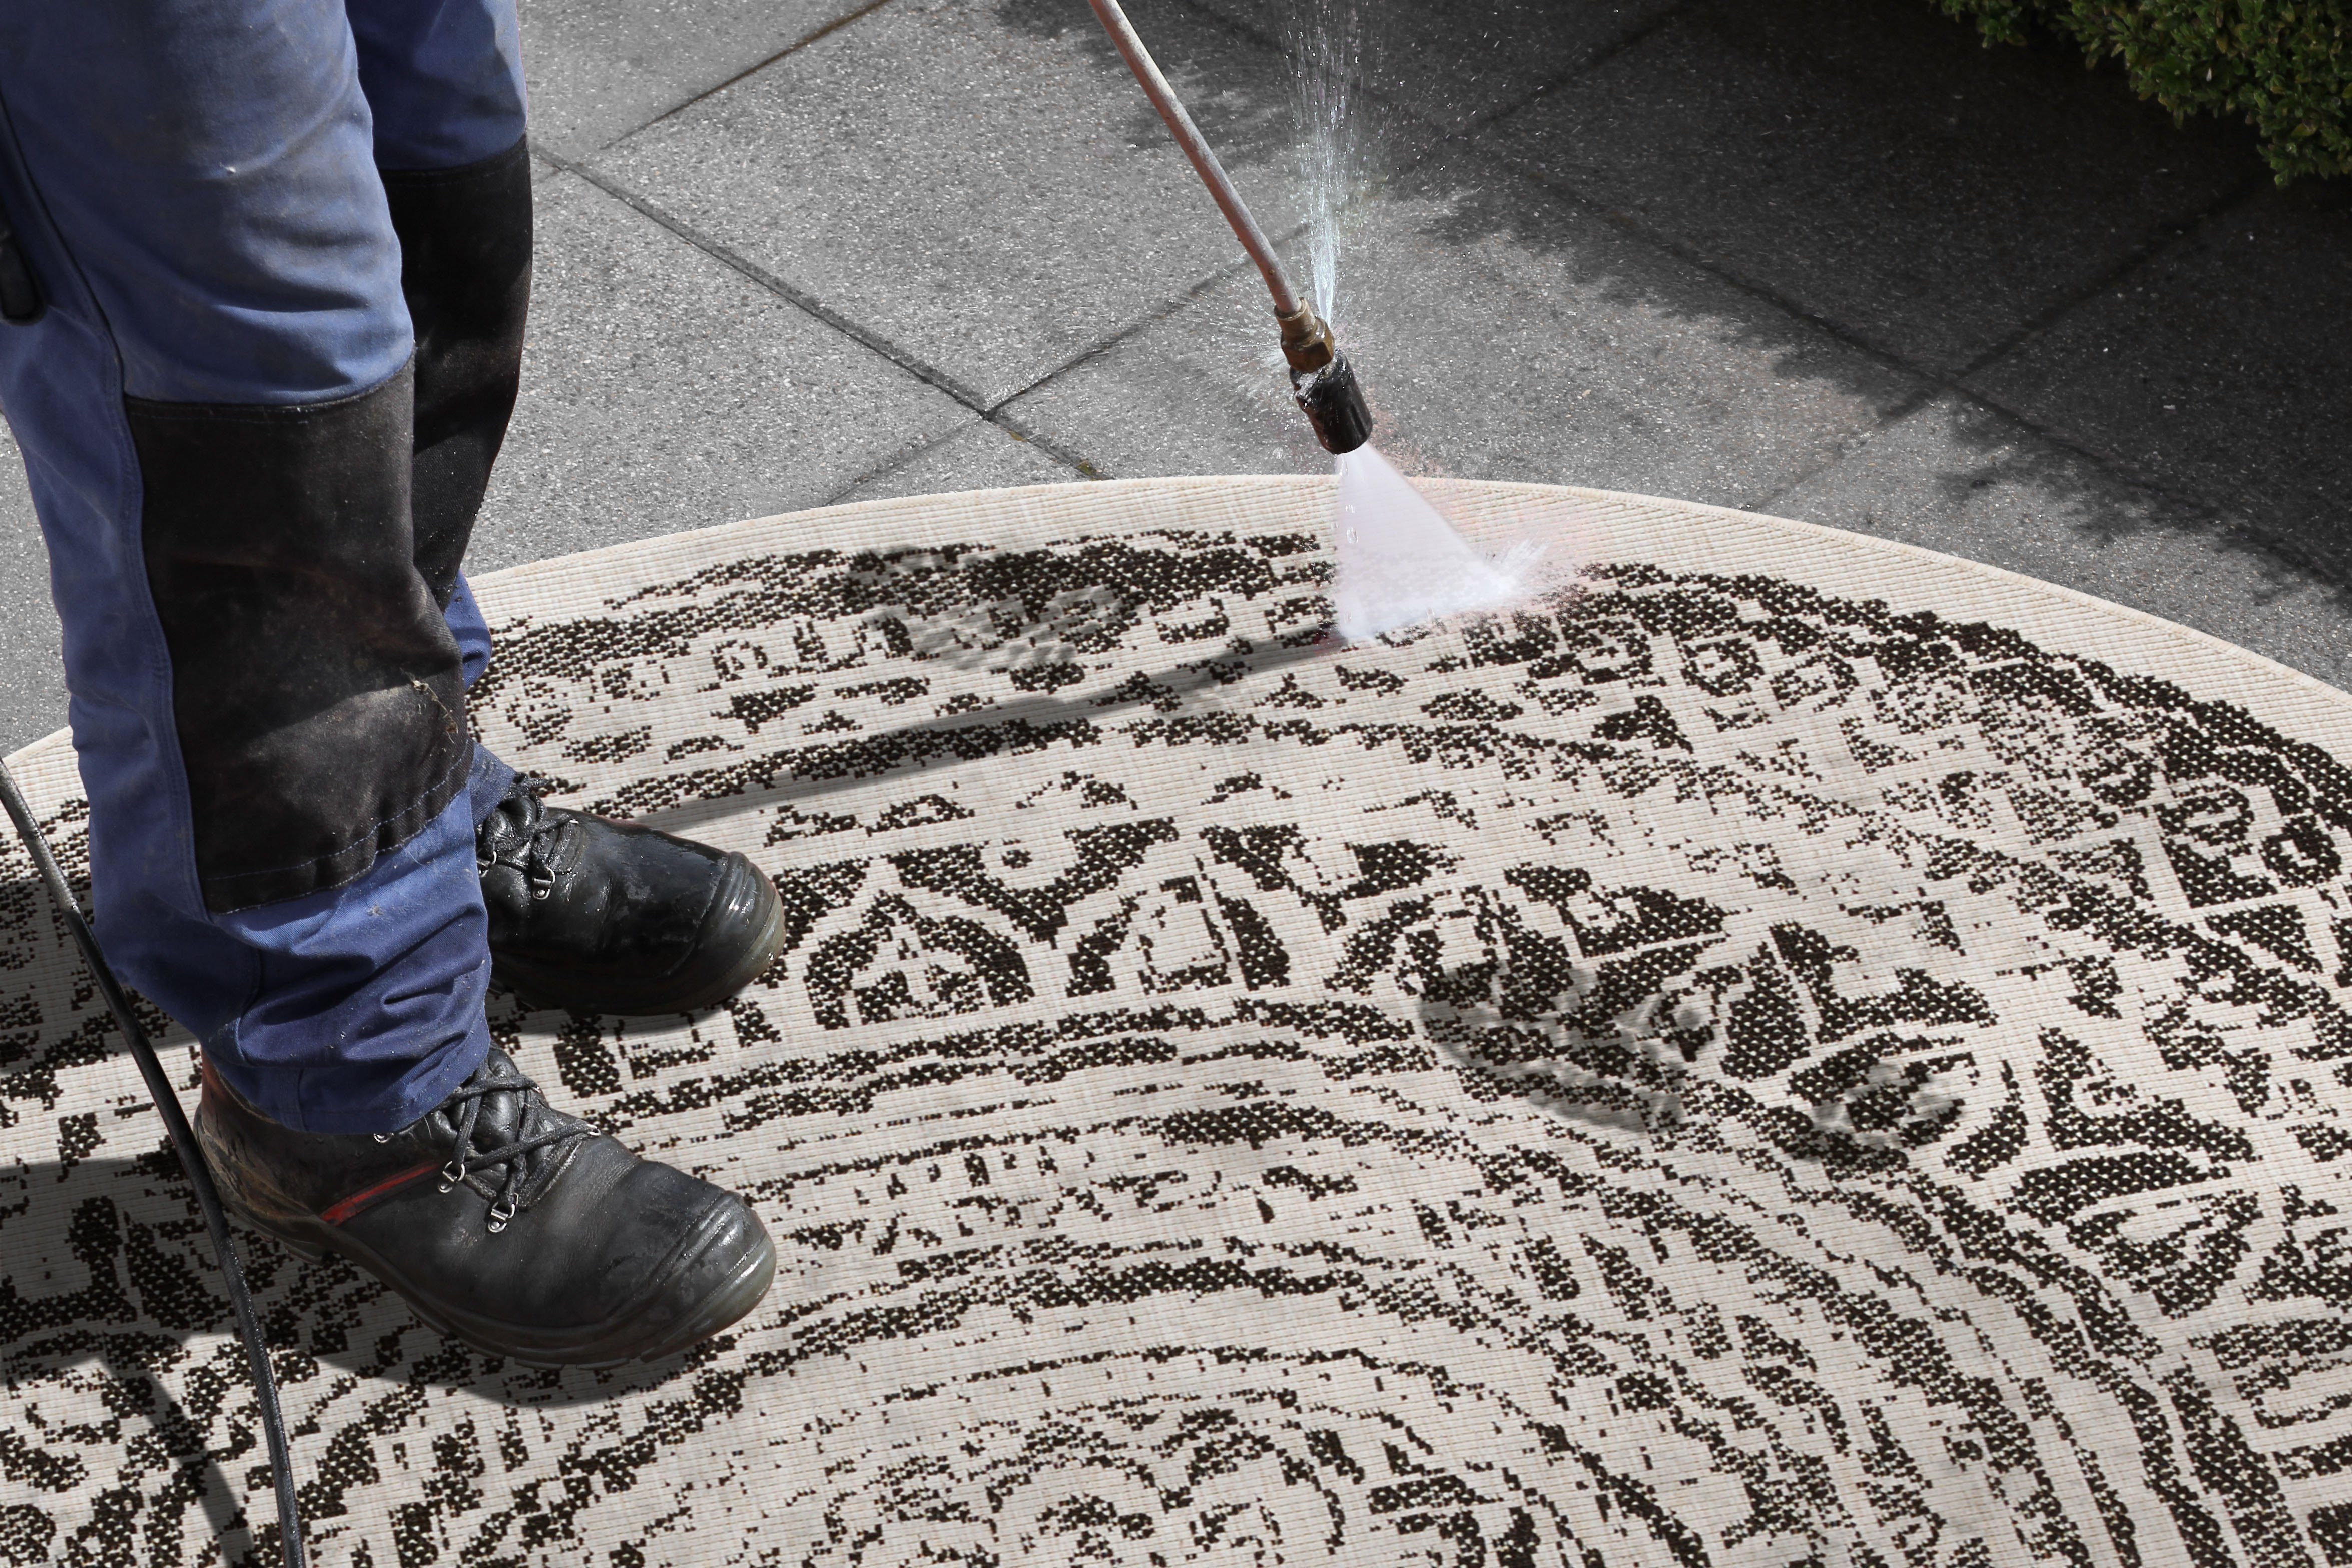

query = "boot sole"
[[231, 1195, 779, 1370], [498, 855, 790, 1019]]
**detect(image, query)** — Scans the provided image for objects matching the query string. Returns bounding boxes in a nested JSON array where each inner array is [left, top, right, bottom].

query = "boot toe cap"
[[491, 827, 786, 1016], [623, 1191, 777, 1360], [560, 1161, 777, 1362]]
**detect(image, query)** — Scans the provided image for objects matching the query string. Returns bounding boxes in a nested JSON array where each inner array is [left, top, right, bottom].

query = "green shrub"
[[1934, 0, 2350, 180]]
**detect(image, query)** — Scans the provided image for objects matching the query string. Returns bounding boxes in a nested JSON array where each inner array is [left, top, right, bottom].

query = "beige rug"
[[1, 477, 2347, 1568]]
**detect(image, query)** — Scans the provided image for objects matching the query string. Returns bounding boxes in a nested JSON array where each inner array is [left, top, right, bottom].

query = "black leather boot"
[[195, 1049, 775, 1368], [478, 777, 788, 1015]]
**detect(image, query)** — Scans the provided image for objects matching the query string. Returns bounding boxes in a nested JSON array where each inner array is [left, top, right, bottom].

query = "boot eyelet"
[[438, 1159, 467, 1193], [372, 1133, 390, 1143], [487, 1199, 516, 1234]]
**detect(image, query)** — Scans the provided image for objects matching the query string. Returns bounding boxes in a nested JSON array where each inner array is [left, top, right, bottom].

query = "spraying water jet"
[[1083, 0, 1544, 639], [1082, 0, 1372, 455]]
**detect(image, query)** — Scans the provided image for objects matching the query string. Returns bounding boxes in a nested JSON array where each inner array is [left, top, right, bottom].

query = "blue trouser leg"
[[0, 0, 527, 1134], [450, 574, 520, 821]]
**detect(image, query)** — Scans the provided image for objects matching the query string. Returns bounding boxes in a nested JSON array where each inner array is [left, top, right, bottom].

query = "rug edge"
[[17, 476, 2345, 771]]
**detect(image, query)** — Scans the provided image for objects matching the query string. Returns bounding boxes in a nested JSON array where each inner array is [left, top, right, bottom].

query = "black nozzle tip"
[[1293, 352, 1373, 455]]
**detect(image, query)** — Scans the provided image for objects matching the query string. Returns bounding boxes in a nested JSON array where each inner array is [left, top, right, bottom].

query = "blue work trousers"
[[0, 0, 529, 1132]]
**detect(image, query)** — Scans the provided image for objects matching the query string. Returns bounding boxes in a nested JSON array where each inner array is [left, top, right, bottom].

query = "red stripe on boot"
[[320, 1162, 440, 1226]]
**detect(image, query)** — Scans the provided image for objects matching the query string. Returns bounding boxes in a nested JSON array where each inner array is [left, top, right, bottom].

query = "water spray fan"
[[1083, 0, 1373, 455]]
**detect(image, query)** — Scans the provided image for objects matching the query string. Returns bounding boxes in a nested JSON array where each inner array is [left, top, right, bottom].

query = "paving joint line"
[[1745, 173, 2283, 535], [546, 152, 986, 403], [1456, 134, 2299, 545], [980, 409, 1109, 479], [989, 229, 1310, 419], [1741, 367, 2350, 609], [1743, 169, 2256, 523], [1435, 33, 2306, 555], [1743, 385, 1939, 516], [982, 120, 1470, 415], [543, 152, 1109, 480], [1923, 378, 2352, 591], [1742, 370, 2273, 570], [1946, 171, 2271, 385], [1474, 145, 1948, 389], [1464, 0, 1701, 138], [596, 0, 897, 156], [1169, 0, 1696, 144], [819, 432, 951, 509], [551, 0, 1324, 486], [1466, 15, 2331, 570], [819, 419, 1080, 506]]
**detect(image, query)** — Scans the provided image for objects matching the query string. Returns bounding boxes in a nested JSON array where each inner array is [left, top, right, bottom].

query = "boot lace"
[[477, 774, 567, 902], [429, 1057, 593, 1234]]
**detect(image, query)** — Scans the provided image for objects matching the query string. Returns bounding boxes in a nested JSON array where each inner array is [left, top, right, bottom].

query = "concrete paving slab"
[[0, 431, 65, 754], [990, 270, 1325, 478], [473, 172, 971, 571], [1769, 392, 2352, 692], [1002, 147, 1918, 501], [517, 0, 880, 160], [832, 417, 1081, 505], [1478, 0, 2255, 377], [1183, 0, 1682, 132], [591, 0, 1433, 408], [1965, 180, 2352, 583]]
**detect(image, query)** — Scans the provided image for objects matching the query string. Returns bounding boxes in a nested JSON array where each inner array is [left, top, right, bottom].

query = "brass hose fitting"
[[1276, 302, 1336, 376]]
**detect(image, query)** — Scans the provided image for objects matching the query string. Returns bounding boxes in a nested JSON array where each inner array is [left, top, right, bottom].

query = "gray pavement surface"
[[1, 0, 2346, 753]]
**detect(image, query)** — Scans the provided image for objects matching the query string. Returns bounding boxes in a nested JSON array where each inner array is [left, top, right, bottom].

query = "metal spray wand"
[[1081, 0, 1374, 455]]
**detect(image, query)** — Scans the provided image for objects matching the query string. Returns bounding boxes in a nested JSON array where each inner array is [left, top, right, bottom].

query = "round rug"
[[1, 478, 2347, 1568]]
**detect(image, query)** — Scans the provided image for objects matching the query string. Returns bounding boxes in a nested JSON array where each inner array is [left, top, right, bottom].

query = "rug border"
[[13, 476, 2344, 772]]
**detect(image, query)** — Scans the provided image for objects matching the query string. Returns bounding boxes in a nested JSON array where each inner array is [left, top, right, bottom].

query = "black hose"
[[0, 755, 307, 1568]]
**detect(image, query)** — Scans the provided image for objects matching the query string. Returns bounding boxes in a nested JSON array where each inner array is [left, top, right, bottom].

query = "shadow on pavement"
[[1023, 0, 2349, 602], [1450, 0, 2347, 585]]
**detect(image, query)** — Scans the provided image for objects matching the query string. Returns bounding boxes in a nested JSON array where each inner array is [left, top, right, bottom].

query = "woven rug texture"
[[0, 477, 2347, 1568]]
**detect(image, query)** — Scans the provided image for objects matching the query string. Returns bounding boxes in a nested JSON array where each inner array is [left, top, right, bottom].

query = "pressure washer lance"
[[0, 756, 309, 1568], [1082, 0, 1373, 455]]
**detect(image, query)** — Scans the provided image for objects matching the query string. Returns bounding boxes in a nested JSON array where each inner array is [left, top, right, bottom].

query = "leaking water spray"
[[1081, 0, 1373, 454]]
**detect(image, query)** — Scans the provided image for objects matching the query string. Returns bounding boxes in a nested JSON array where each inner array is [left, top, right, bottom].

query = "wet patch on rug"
[[1, 478, 2347, 1568]]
